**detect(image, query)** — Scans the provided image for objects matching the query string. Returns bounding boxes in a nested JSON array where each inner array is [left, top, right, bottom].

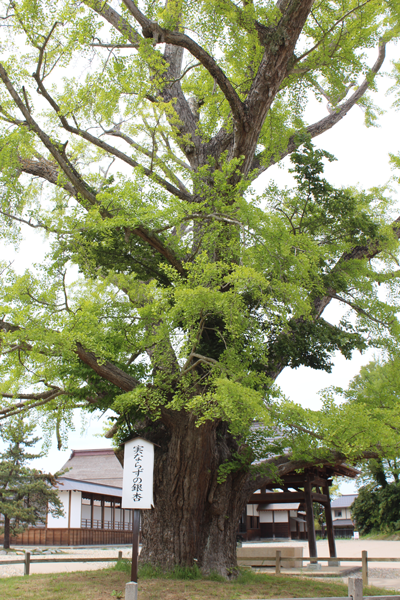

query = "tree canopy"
[[0, 0, 400, 574]]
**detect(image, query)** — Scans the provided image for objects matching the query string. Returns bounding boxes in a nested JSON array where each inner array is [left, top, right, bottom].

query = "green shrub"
[[352, 483, 400, 534]]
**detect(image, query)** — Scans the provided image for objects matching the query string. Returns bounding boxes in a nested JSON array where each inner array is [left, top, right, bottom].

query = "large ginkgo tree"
[[1, 0, 400, 575]]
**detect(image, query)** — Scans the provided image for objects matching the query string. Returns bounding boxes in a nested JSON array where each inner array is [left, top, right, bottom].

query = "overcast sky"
[[2, 44, 400, 495]]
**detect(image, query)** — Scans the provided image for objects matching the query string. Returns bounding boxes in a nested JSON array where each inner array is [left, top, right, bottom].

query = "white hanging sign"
[[122, 437, 154, 509]]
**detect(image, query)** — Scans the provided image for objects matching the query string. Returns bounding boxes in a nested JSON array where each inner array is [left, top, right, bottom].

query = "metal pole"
[[130, 509, 140, 583]]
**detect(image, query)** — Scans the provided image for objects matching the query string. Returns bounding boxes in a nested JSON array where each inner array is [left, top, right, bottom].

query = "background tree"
[[340, 356, 400, 535], [352, 483, 400, 535], [0, 0, 400, 575], [0, 419, 64, 550]]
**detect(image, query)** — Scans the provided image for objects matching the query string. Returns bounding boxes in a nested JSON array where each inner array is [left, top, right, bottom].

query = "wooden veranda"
[[0, 527, 133, 546]]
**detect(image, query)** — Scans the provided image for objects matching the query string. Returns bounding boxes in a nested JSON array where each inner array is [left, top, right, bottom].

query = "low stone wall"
[[237, 545, 303, 568]]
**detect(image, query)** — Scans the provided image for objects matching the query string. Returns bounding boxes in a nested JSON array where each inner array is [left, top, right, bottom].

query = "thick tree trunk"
[[3, 515, 10, 550], [138, 413, 251, 577]]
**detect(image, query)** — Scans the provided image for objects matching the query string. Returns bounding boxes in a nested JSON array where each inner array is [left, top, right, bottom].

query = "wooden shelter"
[[245, 463, 359, 560]]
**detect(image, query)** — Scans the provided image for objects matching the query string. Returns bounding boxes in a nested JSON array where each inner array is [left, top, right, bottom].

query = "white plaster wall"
[[82, 504, 91, 520], [48, 490, 69, 528], [274, 511, 288, 523], [332, 507, 353, 521], [260, 511, 273, 523], [246, 505, 259, 517], [70, 491, 82, 528]]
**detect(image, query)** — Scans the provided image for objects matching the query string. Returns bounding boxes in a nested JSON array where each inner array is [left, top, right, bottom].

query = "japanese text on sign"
[[131, 444, 144, 502]]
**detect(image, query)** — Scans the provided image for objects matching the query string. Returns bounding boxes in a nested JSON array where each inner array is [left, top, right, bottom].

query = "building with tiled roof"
[[60, 448, 123, 488], [330, 494, 358, 537], [4, 448, 135, 547]]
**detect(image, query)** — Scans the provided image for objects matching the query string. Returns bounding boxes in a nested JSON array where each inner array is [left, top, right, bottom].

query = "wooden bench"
[[237, 546, 303, 568]]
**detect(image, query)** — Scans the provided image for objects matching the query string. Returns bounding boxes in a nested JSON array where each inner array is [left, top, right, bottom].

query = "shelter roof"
[[257, 502, 301, 511], [60, 448, 123, 488]]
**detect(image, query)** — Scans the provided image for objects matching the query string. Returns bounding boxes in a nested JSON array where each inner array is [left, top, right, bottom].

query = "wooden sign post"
[[122, 437, 155, 600]]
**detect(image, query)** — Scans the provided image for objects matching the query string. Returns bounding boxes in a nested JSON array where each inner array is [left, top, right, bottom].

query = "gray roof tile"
[[331, 494, 358, 508]]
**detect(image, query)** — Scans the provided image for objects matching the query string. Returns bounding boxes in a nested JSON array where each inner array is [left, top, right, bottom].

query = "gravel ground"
[[368, 568, 400, 579]]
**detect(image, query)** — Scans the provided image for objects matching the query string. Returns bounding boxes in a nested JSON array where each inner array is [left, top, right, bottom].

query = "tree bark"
[[137, 413, 250, 577], [3, 515, 10, 550]]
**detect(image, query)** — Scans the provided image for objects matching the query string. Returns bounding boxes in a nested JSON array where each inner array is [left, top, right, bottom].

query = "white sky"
[[2, 43, 400, 495]]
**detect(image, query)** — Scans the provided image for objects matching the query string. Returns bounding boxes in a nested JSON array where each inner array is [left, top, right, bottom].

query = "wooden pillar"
[[323, 484, 337, 560], [122, 508, 125, 531], [304, 476, 317, 561], [101, 498, 104, 529], [131, 510, 140, 582], [112, 501, 115, 530], [90, 495, 94, 529]]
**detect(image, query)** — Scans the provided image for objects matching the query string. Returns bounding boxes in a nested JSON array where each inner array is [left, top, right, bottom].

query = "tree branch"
[[32, 72, 191, 201], [329, 293, 393, 327], [104, 125, 191, 196], [120, 0, 246, 126], [75, 343, 140, 392], [0, 390, 65, 420], [252, 42, 386, 176], [266, 214, 400, 380], [19, 156, 78, 197], [294, 1, 371, 65], [0, 63, 97, 206], [0, 319, 141, 394], [86, 0, 143, 48], [5, 91, 186, 273]]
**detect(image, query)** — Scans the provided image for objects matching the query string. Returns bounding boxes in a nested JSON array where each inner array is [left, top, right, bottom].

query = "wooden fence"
[[0, 550, 125, 576], [0, 527, 134, 546], [239, 550, 400, 587]]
